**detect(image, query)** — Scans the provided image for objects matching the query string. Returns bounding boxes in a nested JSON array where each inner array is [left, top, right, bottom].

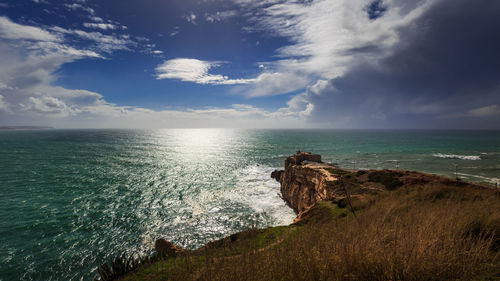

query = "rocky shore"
[[271, 151, 489, 222], [272, 151, 386, 221], [115, 151, 498, 281], [156, 151, 490, 252], [272, 151, 346, 218]]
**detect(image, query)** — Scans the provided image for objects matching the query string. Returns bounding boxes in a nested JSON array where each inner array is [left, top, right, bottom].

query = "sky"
[[0, 0, 499, 129]]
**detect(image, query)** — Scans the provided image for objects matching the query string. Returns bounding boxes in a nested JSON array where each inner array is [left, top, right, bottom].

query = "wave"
[[180, 164, 296, 228], [227, 165, 296, 226], [432, 153, 481, 160], [457, 172, 500, 184]]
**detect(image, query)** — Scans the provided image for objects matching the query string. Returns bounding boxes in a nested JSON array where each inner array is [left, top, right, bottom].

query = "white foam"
[[432, 153, 481, 160], [457, 172, 500, 184], [226, 165, 296, 226]]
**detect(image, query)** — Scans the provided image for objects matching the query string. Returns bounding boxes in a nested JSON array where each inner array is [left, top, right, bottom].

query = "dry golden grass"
[[123, 184, 500, 281]]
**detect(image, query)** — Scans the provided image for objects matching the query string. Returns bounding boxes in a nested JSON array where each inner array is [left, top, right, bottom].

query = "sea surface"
[[1, 129, 499, 281]]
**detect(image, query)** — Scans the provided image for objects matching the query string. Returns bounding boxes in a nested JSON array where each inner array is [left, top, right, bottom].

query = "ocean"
[[0, 129, 499, 280]]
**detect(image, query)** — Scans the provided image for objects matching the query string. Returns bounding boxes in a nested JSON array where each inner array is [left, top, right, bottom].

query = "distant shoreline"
[[0, 126, 54, 130], [1, 127, 500, 131]]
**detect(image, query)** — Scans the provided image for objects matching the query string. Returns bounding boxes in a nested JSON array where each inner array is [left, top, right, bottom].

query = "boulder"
[[155, 239, 185, 257], [271, 170, 283, 182]]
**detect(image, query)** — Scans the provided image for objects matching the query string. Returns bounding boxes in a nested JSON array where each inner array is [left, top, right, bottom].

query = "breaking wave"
[[227, 165, 296, 226], [432, 153, 481, 160]]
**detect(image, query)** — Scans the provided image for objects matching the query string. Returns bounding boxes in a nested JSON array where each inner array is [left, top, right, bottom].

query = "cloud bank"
[[228, 0, 500, 128], [292, 0, 500, 128], [0, 16, 309, 128]]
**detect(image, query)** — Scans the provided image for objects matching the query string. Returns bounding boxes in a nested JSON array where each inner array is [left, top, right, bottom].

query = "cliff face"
[[273, 152, 345, 215], [273, 152, 491, 221]]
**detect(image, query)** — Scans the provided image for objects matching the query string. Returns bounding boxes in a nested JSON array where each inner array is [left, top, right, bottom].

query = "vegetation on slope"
[[110, 173, 499, 281]]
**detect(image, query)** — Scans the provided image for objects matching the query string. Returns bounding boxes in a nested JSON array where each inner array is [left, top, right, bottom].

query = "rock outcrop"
[[273, 151, 492, 222], [155, 239, 186, 257], [270, 170, 283, 182], [273, 151, 344, 215]]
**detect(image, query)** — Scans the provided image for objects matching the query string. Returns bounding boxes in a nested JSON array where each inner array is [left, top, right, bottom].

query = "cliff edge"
[[273, 151, 368, 220], [108, 151, 499, 281], [272, 151, 489, 221], [273, 151, 338, 213]]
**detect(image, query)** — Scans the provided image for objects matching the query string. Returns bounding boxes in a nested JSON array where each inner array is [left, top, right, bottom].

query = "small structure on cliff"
[[285, 151, 322, 169], [272, 151, 322, 183]]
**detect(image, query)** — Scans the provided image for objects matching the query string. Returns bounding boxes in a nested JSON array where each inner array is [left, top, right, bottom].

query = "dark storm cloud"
[[307, 0, 500, 129]]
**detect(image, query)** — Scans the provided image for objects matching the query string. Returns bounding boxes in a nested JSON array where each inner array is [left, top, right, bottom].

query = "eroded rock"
[[155, 239, 186, 257], [277, 151, 342, 214], [271, 170, 283, 182]]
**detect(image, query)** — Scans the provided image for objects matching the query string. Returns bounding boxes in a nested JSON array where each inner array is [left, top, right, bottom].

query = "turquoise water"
[[0, 129, 499, 281]]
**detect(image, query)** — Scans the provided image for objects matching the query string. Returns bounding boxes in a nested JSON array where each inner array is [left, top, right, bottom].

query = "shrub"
[[368, 170, 403, 190]]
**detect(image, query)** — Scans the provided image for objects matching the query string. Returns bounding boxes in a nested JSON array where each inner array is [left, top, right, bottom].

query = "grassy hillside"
[[103, 170, 499, 281]]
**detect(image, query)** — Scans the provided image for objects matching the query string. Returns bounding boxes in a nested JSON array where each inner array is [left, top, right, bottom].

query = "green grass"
[[200, 225, 295, 257], [324, 167, 354, 177]]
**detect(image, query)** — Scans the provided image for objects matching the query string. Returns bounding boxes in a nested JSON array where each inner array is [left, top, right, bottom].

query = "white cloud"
[[205, 10, 238, 22], [21, 96, 75, 116], [0, 17, 310, 128], [168, 27, 179, 37], [246, 72, 309, 97], [467, 104, 500, 117], [185, 12, 197, 24], [0, 17, 134, 125], [135, 36, 149, 41], [152, 50, 163, 54], [49, 26, 134, 53], [64, 3, 95, 15], [64, 101, 312, 129], [83, 22, 117, 30], [272, 79, 329, 118], [155, 58, 255, 85], [90, 16, 104, 22], [154, 58, 309, 96], [116, 0, 432, 101], [0, 16, 59, 41], [229, 0, 432, 97]]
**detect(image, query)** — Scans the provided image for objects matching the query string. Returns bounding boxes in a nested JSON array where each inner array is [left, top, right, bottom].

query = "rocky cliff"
[[272, 151, 346, 216], [115, 152, 497, 281], [273, 151, 490, 221], [153, 152, 491, 262], [272, 151, 391, 220]]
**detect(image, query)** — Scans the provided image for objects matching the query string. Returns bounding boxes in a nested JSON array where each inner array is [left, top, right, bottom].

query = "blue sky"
[[0, 0, 499, 128]]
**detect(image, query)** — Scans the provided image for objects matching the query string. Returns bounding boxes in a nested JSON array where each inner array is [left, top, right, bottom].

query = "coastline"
[[6, 129, 499, 281], [112, 151, 499, 281]]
